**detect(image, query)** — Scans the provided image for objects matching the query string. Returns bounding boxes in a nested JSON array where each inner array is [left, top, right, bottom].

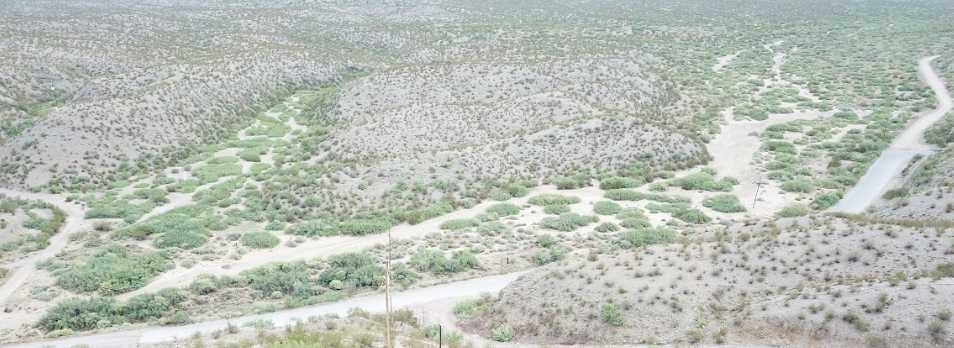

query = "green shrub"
[[528, 194, 581, 206], [811, 192, 843, 210], [489, 190, 512, 201], [767, 170, 793, 181], [620, 228, 676, 248], [531, 247, 567, 265], [548, 173, 590, 189], [619, 218, 652, 229], [882, 188, 909, 200], [539, 213, 598, 232], [778, 205, 810, 217], [240, 232, 280, 248], [119, 288, 186, 322], [543, 204, 571, 215], [453, 296, 494, 321], [264, 220, 285, 231], [599, 177, 644, 190], [406, 202, 454, 224], [477, 221, 506, 236], [668, 172, 738, 192], [284, 218, 397, 237], [616, 207, 645, 219], [781, 178, 815, 193], [674, 208, 712, 224], [192, 163, 242, 184], [39, 297, 121, 331], [491, 324, 516, 342], [702, 195, 747, 213], [648, 182, 668, 192], [409, 250, 481, 274], [602, 303, 624, 326], [536, 234, 556, 248], [594, 222, 620, 233], [56, 250, 168, 295], [593, 201, 621, 215], [645, 202, 691, 214], [440, 218, 478, 230], [485, 203, 520, 217], [318, 253, 388, 288], [604, 190, 690, 203], [338, 218, 397, 236]]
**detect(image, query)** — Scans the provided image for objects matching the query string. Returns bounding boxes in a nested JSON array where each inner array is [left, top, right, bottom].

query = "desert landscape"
[[0, 0, 953, 347]]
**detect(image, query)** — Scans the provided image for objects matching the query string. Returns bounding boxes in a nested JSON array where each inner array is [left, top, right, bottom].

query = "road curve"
[[828, 56, 953, 214], [6, 271, 529, 348], [0, 189, 88, 308]]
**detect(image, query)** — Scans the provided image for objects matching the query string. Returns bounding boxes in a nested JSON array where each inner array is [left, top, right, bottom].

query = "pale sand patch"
[[675, 107, 832, 218], [712, 51, 742, 72]]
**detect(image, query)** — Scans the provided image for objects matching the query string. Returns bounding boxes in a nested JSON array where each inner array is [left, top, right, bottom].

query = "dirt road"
[[7, 271, 529, 348], [829, 56, 952, 214], [0, 189, 88, 308]]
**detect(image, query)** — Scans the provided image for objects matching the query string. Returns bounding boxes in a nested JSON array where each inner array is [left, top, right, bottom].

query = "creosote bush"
[[619, 228, 676, 248], [539, 213, 598, 232], [702, 194, 747, 213], [485, 203, 521, 217], [240, 231, 280, 248], [593, 201, 622, 215], [440, 218, 478, 230], [528, 194, 581, 206], [543, 204, 571, 215]]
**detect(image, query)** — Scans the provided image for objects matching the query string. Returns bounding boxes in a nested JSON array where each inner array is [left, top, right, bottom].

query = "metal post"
[[752, 175, 766, 209], [439, 325, 442, 348]]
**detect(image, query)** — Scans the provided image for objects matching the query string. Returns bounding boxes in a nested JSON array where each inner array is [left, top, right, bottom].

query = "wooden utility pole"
[[385, 228, 393, 348]]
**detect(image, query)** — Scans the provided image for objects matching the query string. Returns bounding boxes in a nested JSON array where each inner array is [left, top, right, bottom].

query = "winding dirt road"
[[829, 56, 953, 214], [0, 189, 88, 308], [6, 271, 529, 348]]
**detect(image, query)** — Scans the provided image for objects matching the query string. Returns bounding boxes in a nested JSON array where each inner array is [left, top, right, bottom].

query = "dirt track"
[[829, 56, 952, 214]]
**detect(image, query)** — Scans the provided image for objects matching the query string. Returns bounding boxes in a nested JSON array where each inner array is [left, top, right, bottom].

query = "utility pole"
[[385, 228, 393, 348], [752, 175, 767, 209]]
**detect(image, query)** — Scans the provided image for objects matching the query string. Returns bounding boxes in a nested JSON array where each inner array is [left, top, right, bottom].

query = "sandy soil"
[[675, 107, 831, 218], [712, 51, 742, 72]]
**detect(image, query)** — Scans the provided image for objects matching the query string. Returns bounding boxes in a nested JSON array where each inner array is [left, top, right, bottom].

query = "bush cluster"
[[528, 194, 581, 206], [599, 176, 644, 190], [531, 246, 567, 265], [285, 217, 398, 237], [620, 228, 676, 248], [668, 172, 739, 192], [240, 231, 280, 248], [702, 194, 747, 213], [408, 250, 481, 274], [548, 173, 590, 189], [485, 203, 520, 217], [406, 202, 454, 224], [593, 201, 621, 215], [543, 204, 571, 215], [604, 190, 689, 203], [778, 204, 810, 217], [439, 218, 478, 230], [539, 213, 598, 231], [56, 250, 168, 296]]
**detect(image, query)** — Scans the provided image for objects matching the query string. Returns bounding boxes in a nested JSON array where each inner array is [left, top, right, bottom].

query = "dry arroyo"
[[829, 56, 953, 214]]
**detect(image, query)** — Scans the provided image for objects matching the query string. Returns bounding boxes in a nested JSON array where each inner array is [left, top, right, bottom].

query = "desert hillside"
[[0, 1, 953, 348], [467, 216, 954, 346]]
